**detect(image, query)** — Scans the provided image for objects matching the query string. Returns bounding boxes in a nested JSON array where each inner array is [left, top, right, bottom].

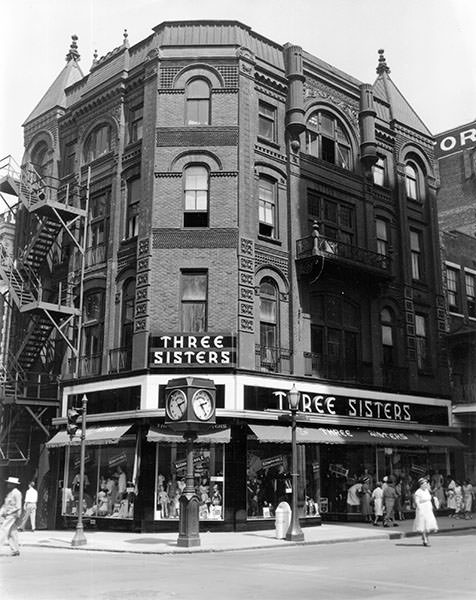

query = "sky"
[[1, 0, 475, 165]]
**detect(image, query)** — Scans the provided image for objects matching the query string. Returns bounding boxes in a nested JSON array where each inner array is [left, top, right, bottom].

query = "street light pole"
[[71, 394, 88, 547], [286, 383, 304, 542]]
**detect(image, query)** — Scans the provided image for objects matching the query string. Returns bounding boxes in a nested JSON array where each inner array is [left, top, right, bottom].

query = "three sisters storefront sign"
[[149, 334, 236, 367], [244, 386, 450, 427]]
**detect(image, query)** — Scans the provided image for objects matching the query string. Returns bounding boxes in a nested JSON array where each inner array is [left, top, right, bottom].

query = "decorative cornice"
[[304, 79, 359, 126]]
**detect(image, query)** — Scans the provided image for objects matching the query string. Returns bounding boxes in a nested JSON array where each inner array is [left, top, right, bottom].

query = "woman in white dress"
[[413, 477, 438, 546]]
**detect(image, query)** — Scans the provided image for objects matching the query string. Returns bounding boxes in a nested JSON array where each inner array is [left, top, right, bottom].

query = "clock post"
[[164, 377, 216, 548]]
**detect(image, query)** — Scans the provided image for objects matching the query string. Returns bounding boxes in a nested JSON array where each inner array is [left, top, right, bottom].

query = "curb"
[[18, 524, 476, 556]]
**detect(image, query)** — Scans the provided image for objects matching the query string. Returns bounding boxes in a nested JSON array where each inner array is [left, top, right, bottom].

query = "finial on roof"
[[66, 34, 80, 62], [376, 49, 390, 75], [91, 49, 98, 68], [123, 29, 129, 48]]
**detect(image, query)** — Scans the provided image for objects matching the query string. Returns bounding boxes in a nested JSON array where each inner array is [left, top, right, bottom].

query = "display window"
[[154, 442, 225, 521], [61, 437, 139, 520], [246, 441, 321, 519]]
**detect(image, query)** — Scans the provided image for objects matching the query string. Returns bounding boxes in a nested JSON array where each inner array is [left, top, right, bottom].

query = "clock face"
[[166, 389, 188, 421], [192, 389, 214, 421]]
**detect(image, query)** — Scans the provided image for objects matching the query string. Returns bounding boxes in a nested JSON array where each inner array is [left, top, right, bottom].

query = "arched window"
[[184, 166, 209, 227], [186, 79, 210, 125], [259, 278, 279, 371], [30, 141, 49, 178], [404, 162, 419, 200], [310, 295, 360, 381], [83, 124, 112, 163], [305, 110, 352, 169]]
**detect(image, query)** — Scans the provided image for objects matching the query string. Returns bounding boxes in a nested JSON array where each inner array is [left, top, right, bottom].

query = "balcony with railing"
[[453, 382, 476, 405], [255, 345, 291, 373], [109, 347, 132, 373], [296, 224, 392, 280], [67, 353, 102, 379], [304, 352, 373, 385]]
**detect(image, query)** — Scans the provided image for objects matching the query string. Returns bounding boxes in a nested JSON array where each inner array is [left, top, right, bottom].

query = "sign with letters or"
[[434, 121, 476, 156], [149, 333, 236, 367], [244, 386, 450, 426]]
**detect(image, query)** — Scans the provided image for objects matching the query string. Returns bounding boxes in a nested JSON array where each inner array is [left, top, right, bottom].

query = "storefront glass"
[[246, 441, 321, 519], [154, 442, 225, 521], [61, 438, 138, 520]]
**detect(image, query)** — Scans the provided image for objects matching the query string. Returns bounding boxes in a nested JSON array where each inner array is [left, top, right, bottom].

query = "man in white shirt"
[[19, 481, 38, 532], [0, 476, 23, 556]]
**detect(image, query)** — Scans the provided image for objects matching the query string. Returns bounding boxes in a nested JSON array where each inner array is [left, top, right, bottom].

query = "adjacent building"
[[0, 21, 462, 531], [435, 120, 476, 483]]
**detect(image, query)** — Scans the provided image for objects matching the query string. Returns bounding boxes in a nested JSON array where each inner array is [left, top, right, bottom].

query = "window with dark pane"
[[258, 101, 276, 141], [258, 177, 277, 238], [305, 110, 352, 170], [181, 271, 208, 332], [184, 166, 209, 227]]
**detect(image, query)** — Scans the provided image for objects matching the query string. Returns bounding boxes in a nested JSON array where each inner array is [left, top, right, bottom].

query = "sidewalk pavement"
[[13, 515, 476, 555]]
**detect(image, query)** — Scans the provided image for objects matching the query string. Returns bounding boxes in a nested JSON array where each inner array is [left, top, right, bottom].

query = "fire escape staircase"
[[0, 156, 87, 461]]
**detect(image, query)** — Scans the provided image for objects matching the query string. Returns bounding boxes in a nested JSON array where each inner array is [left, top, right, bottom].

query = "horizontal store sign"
[[435, 121, 476, 156], [149, 334, 236, 367], [244, 386, 450, 426]]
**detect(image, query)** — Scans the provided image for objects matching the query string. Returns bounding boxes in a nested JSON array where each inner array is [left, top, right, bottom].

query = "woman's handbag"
[[431, 495, 440, 511]]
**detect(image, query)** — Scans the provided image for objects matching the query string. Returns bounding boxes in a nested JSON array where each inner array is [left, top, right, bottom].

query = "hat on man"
[[418, 476, 429, 485], [6, 476, 20, 485]]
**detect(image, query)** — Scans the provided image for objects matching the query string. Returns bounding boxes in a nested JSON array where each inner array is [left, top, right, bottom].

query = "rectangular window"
[[446, 267, 459, 312], [258, 178, 277, 238], [376, 219, 389, 256], [465, 272, 476, 317], [372, 157, 386, 187], [181, 271, 207, 332], [258, 101, 276, 141], [62, 438, 138, 519], [129, 106, 143, 143], [155, 442, 225, 521], [307, 191, 320, 221], [415, 314, 429, 371], [61, 141, 76, 177], [126, 178, 140, 239], [410, 229, 423, 280]]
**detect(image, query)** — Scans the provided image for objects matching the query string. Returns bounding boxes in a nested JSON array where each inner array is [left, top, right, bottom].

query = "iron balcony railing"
[[67, 353, 102, 378], [255, 345, 290, 373], [109, 347, 132, 373], [304, 352, 373, 384], [296, 231, 391, 274]]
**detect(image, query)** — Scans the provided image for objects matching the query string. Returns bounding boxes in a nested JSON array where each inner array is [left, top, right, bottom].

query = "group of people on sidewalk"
[[0, 476, 38, 557], [347, 471, 475, 546]]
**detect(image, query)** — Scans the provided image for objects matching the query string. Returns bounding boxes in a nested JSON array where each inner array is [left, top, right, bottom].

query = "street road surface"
[[1, 530, 475, 600]]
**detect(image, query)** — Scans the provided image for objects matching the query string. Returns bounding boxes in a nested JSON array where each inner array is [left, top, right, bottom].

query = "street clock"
[[164, 377, 216, 430]]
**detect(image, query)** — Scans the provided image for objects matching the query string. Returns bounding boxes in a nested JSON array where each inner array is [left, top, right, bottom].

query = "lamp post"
[[71, 394, 88, 547], [286, 383, 304, 542]]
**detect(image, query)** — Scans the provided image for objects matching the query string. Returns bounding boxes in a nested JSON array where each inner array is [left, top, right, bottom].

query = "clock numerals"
[[192, 390, 214, 421], [166, 389, 188, 421]]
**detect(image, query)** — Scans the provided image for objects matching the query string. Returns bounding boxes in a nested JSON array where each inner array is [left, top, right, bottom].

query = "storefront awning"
[[248, 424, 465, 448], [46, 425, 132, 448], [146, 427, 231, 444]]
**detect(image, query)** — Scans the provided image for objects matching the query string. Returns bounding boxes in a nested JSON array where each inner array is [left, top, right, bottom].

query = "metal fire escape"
[[0, 155, 88, 465]]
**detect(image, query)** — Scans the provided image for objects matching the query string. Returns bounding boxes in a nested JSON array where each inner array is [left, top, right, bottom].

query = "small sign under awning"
[[146, 426, 231, 444], [46, 425, 132, 448]]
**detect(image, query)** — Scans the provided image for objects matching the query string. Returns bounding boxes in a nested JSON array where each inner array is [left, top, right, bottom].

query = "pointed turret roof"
[[23, 35, 84, 125], [373, 49, 431, 136]]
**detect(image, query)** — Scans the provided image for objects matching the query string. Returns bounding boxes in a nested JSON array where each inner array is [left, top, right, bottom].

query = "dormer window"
[[305, 110, 352, 170]]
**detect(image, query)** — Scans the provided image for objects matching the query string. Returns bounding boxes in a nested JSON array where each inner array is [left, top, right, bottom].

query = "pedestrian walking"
[[462, 479, 474, 519], [18, 481, 38, 531], [413, 476, 438, 546], [371, 481, 384, 526], [383, 476, 398, 527], [0, 476, 23, 556], [346, 481, 363, 514], [359, 477, 372, 523]]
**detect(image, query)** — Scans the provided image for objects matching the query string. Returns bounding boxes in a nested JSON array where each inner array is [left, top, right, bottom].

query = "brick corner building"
[[0, 22, 462, 531]]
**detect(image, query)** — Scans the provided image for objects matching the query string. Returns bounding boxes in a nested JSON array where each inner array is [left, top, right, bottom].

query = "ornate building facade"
[[0, 21, 461, 530]]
